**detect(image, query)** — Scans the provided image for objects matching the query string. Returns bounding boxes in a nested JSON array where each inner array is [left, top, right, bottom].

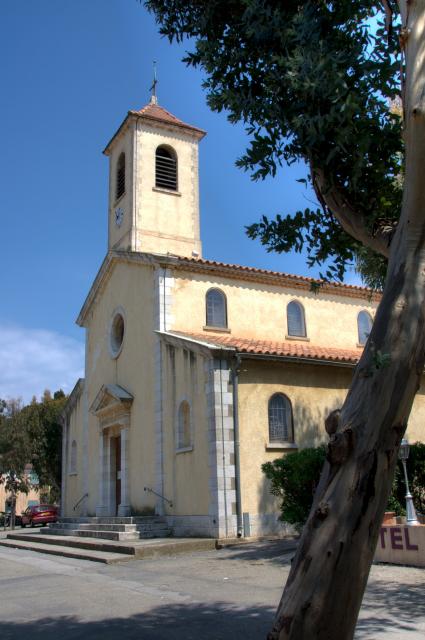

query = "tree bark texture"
[[268, 3, 425, 639]]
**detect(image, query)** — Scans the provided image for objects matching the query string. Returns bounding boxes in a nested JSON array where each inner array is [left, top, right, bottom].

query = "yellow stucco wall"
[[106, 119, 202, 258], [0, 484, 41, 514], [237, 358, 351, 516], [407, 384, 425, 443], [161, 343, 210, 516], [84, 260, 157, 515], [237, 358, 424, 518], [64, 389, 85, 515], [169, 271, 377, 350], [107, 125, 134, 252], [133, 123, 202, 258]]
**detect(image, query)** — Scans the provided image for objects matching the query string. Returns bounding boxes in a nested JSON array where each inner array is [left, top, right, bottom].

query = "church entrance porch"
[[90, 384, 133, 518], [96, 426, 130, 517]]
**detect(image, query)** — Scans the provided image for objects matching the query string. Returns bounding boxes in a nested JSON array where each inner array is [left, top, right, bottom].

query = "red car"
[[21, 504, 59, 527]]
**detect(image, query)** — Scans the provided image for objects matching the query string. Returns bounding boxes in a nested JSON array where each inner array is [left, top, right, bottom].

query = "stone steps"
[[4, 533, 137, 555], [0, 536, 134, 563], [50, 522, 139, 532], [0, 532, 218, 563], [43, 516, 172, 541], [59, 516, 164, 525], [44, 528, 140, 541]]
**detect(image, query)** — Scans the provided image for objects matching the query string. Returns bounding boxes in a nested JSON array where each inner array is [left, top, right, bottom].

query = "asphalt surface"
[[0, 537, 424, 639]]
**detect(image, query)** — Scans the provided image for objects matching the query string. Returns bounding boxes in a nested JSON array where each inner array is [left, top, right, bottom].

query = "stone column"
[[96, 431, 108, 516], [118, 427, 130, 516]]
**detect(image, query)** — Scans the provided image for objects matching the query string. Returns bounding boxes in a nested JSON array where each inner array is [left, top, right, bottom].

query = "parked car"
[[20, 504, 58, 527]]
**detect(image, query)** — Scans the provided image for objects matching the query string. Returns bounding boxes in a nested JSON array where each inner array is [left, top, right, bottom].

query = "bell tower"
[[103, 96, 205, 258]]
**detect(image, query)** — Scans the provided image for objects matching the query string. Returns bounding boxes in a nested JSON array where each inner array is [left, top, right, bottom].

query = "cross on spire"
[[150, 61, 158, 104]]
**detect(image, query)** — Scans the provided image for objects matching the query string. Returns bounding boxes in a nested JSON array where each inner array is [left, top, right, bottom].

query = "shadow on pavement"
[[356, 577, 425, 638], [0, 602, 275, 640], [218, 539, 298, 565]]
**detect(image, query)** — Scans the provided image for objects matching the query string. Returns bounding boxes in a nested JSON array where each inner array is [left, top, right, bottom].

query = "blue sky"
[[0, 1, 359, 402]]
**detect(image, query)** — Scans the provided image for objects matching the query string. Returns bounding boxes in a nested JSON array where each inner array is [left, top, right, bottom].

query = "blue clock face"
[[115, 207, 124, 228]]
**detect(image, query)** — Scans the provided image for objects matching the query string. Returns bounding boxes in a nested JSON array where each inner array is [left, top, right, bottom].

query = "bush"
[[262, 446, 327, 531], [390, 442, 425, 516], [262, 442, 425, 530]]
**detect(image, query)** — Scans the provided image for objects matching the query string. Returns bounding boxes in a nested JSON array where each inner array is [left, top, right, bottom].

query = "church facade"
[[61, 98, 424, 538]]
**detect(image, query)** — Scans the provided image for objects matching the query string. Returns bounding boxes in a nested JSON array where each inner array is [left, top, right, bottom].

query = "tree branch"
[[312, 166, 393, 258], [381, 0, 394, 41]]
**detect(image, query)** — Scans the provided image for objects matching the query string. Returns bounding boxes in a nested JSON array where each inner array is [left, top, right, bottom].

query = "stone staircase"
[[44, 516, 172, 542], [0, 515, 221, 564], [0, 516, 174, 563]]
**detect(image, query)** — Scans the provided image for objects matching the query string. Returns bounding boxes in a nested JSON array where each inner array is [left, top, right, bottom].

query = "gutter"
[[237, 353, 356, 369]]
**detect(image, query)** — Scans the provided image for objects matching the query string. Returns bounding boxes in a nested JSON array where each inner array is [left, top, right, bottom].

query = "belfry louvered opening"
[[156, 145, 177, 191], [116, 153, 125, 200]]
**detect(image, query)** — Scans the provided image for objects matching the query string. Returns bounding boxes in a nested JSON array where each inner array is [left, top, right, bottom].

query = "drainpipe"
[[219, 356, 229, 538], [231, 354, 243, 537]]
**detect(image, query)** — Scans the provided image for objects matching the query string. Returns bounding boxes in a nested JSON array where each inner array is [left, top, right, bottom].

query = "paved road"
[[0, 540, 423, 639]]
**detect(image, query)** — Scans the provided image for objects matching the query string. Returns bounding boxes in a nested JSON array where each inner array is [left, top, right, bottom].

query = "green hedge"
[[262, 442, 425, 530]]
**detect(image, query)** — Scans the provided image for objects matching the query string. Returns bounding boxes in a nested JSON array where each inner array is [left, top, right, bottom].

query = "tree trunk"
[[268, 3, 425, 639]]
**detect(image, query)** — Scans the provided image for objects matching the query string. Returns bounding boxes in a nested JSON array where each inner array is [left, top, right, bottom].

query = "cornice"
[[77, 249, 380, 328]]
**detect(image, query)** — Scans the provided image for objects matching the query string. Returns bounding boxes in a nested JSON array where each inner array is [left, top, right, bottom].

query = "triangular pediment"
[[90, 384, 133, 416]]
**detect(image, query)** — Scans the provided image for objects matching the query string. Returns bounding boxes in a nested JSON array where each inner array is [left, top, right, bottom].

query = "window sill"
[[356, 343, 366, 348], [68, 472, 78, 477], [285, 335, 310, 342], [152, 186, 181, 197], [265, 443, 298, 451], [203, 326, 231, 333], [175, 446, 193, 454]]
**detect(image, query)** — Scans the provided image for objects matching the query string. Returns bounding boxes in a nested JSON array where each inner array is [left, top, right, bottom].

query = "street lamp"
[[398, 438, 419, 525]]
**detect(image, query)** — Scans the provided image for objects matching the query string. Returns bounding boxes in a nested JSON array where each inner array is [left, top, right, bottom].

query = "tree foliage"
[[264, 444, 425, 530], [146, 0, 402, 285], [262, 447, 327, 530], [0, 398, 32, 494], [0, 391, 66, 502]]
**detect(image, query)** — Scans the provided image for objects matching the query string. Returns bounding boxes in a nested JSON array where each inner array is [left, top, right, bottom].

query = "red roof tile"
[[129, 102, 206, 137], [174, 256, 380, 299], [172, 331, 362, 365]]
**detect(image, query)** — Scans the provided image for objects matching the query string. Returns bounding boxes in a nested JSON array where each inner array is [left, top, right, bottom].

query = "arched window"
[[287, 301, 306, 337], [177, 401, 191, 449], [116, 152, 125, 200], [268, 394, 294, 443], [357, 310, 373, 345], [206, 288, 227, 328], [155, 145, 177, 190], [70, 440, 77, 474]]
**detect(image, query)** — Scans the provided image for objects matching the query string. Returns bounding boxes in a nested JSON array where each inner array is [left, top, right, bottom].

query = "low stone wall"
[[375, 524, 425, 568], [165, 515, 218, 538], [247, 512, 295, 538]]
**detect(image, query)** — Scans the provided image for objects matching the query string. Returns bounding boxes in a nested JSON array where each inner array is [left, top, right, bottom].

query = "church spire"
[[149, 60, 158, 105]]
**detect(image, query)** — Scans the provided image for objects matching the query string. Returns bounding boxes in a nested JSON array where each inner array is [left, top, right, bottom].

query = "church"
[[60, 95, 424, 539]]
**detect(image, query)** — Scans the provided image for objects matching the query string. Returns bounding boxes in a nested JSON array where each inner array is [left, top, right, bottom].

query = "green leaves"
[[262, 446, 327, 531], [146, 0, 402, 283], [263, 443, 425, 529], [0, 392, 66, 500]]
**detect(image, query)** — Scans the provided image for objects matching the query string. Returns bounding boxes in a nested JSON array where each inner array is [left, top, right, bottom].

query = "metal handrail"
[[144, 486, 173, 507], [73, 493, 88, 511]]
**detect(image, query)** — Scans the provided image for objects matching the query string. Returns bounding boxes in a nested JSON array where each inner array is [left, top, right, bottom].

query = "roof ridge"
[[129, 102, 206, 137], [137, 102, 183, 123]]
